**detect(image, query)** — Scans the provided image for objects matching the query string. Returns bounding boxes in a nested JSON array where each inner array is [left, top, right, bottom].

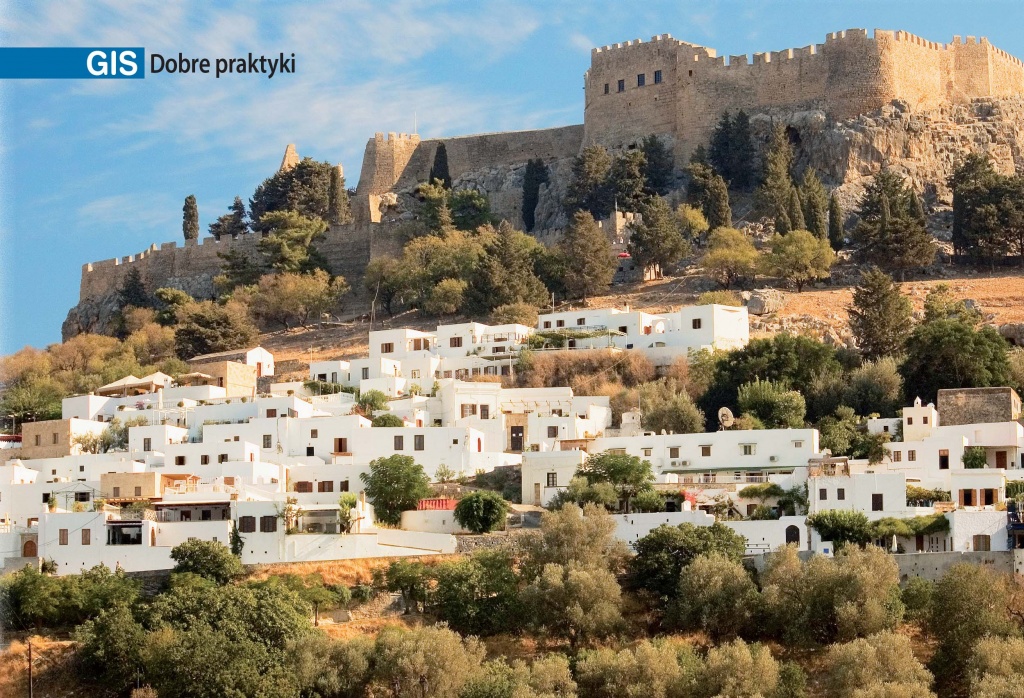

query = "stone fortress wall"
[[584, 29, 1024, 161], [68, 27, 1024, 338]]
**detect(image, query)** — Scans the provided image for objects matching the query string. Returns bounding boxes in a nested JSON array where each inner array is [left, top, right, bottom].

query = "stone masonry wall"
[[583, 28, 1024, 162]]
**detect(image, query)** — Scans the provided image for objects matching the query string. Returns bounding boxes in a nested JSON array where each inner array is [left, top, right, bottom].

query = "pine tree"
[[467, 221, 549, 312], [706, 174, 732, 229], [828, 194, 844, 250], [565, 145, 614, 219], [610, 150, 649, 212], [640, 135, 674, 196], [230, 197, 248, 236], [117, 268, 152, 310], [628, 196, 689, 275], [852, 171, 935, 279], [558, 211, 616, 299], [756, 124, 795, 221], [848, 267, 913, 360], [800, 170, 829, 240], [328, 166, 351, 225], [182, 195, 199, 241], [689, 144, 709, 167], [787, 187, 805, 231]]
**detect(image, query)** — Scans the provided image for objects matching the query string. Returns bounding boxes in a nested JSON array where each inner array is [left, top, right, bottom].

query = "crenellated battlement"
[[583, 27, 1024, 161]]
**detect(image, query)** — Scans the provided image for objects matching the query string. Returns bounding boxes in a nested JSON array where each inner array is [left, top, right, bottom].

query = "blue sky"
[[2, 0, 1023, 355]]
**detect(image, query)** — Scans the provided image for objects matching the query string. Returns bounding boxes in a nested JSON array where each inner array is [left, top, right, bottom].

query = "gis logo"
[[87, 49, 139, 76]]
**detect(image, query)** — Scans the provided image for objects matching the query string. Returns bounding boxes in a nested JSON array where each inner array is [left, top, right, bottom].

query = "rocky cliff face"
[[756, 97, 1024, 215]]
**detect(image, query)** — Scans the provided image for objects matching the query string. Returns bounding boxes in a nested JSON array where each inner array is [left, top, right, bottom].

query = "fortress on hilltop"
[[65, 28, 1024, 338], [583, 29, 1024, 160]]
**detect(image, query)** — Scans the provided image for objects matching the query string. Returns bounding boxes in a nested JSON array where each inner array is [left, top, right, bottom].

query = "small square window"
[[415, 435, 424, 451], [577, 318, 586, 326], [742, 444, 754, 456], [637, 73, 645, 86], [362, 367, 369, 380], [394, 435, 404, 450], [556, 320, 565, 328], [547, 472, 558, 487], [872, 493, 884, 511], [643, 448, 652, 457], [907, 417, 913, 425], [79, 465, 84, 472], [837, 488, 846, 501], [794, 441, 803, 448], [692, 318, 702, 329], [547, 426, 558, 438], [892, 451, 902, 462], [263, 435, 272, 449], [380, 343, 394, 353], [82, 529, 91, 545], [59, 529, 68, 545], [669, 447, 679, 459], [134, 486, 142, 497], [267, 408, 277, 418], [819, 488, 827, 501], [450, 337, 463, 348], [201, 455, 210, 465], [908, 450, 917, 462], [617, 79, 624, 92], [701, 446, 711, 457], [175, 456, 186, 466], [311, 429, 318, 439], [923, 416, 929, 424], [543, 321, 551, 329], [654, 69, 662, 84]]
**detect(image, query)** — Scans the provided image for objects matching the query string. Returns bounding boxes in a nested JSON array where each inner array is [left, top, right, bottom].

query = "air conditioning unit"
[[770, 455, 778, 462], [680, 460, 690, 467], [669, 460, 678, 467]]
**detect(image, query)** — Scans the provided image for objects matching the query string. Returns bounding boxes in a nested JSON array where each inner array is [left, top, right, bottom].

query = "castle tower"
[[279, 144, 300, 172]]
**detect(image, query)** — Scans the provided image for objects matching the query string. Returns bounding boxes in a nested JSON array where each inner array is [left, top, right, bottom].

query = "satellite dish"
[[718, 407, 735, 429]]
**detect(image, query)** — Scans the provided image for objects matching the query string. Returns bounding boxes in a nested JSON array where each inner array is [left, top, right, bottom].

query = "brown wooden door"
[[510, 427, 524, 452], [996, 451, 1007, 468], [22, 540, 37, 557]]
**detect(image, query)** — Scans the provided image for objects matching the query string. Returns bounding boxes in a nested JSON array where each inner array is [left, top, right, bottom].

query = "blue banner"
[[0, 48, 145, 78]]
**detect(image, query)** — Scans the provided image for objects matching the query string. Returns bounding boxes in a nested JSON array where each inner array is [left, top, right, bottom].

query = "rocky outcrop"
[[747, 289, 787, 316], [749, 98, 1024, 217]]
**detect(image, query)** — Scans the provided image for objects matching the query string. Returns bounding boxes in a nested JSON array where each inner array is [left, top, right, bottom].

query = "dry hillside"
[[260, 266, 1024, 380]]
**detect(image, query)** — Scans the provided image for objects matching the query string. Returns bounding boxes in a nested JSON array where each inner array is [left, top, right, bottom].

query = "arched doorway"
[[785, 525, 800, 546], [22, 539, 37, 557]]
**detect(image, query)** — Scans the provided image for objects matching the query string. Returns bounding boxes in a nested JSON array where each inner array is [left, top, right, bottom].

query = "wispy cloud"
[[77, 193, 177, 231]]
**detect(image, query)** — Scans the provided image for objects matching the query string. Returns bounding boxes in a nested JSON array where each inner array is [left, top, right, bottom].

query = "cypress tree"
[[729, 110, 757, 190], [521, 158, 549, 232], [800, 170, 829, 240], [909, 189, 926, 225], [182, 195, 199, 241], [430, 143, 452, 188], [328, 166, 351, 225], [828, 194, 844, 250], [756, 124, 795, 222], [709, 112, 733, 178], [787, 187, 806, 231], [706, 174, 733, 229], [774, 211, 792, 235]]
